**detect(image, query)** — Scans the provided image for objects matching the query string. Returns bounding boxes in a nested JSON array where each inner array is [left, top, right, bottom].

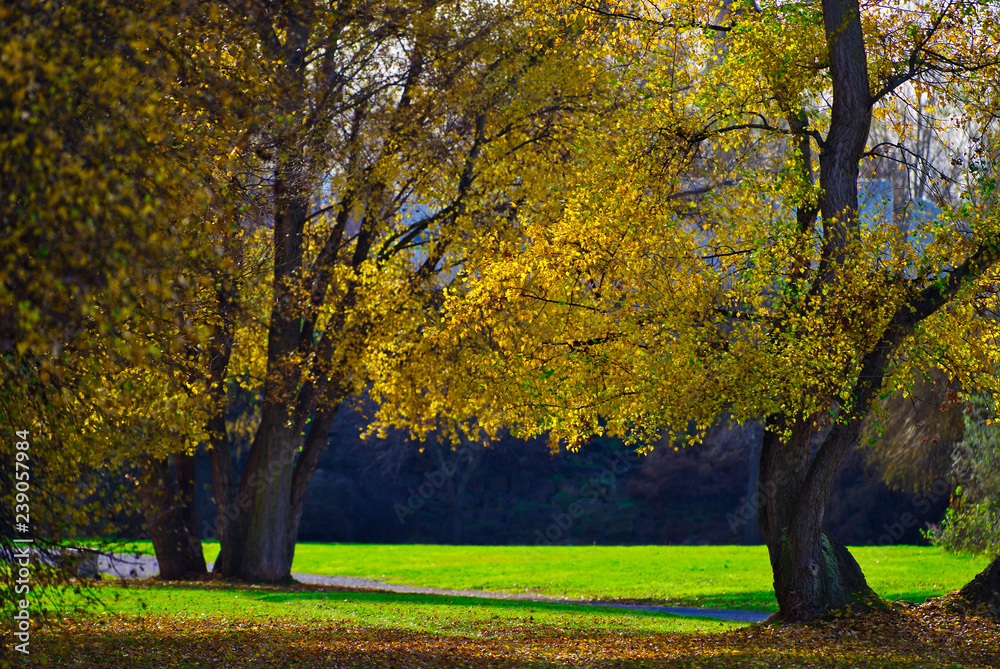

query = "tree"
[[200, 0, 606, 581], [0, 0, 266, 590], [367, 0, 1000, 622], [129, 175, 272, 580]]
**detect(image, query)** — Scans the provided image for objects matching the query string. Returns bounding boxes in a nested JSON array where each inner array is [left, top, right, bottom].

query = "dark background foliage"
[[180, 397, 953, 548]]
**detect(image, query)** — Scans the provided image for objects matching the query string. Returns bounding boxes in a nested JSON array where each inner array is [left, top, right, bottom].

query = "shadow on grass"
[[248, 588, 726, 618], [148, 576, 780, 613], [85, 581, 743, 632], [589, 591, 778, 612]]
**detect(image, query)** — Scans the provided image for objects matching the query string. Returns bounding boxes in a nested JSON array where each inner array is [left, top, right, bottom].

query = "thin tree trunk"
[[815, 0, 872, 285], [285, 403, 342, 563], [208, 416, 242, 577], [205, 295, 239, 578]]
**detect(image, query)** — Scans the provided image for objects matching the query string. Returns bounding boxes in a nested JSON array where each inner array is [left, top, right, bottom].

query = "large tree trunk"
[[230, 400, 341, 582], [754, 286, 967, 622], [226, 146, 311, 581], [209, 394, 341, 582], [752, 0, 880, 623], [140, 452, 207, 580], [758, 417, 877, 621], [222, 150, 350, 580], [758, 239, 1000, 624], [751, 0, 1000, 624], [236, 404, 299, 581], [957, 554, 1000, 614], [208, 127, 354, 580]]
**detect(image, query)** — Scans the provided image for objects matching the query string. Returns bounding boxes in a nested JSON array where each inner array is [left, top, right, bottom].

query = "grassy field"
[[12, 545, 999, 668], [109, 542, 991, 611], [19, 580, 1000, 668]]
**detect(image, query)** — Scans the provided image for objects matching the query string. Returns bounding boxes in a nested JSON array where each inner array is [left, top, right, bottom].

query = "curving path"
[[100, 553, 770, 623]]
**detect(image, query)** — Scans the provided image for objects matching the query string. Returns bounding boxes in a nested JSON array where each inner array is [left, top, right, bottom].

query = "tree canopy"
[[5, 0, 1000, 622], [370, 0, 1000, 445], [366, 0, 1000, 621]]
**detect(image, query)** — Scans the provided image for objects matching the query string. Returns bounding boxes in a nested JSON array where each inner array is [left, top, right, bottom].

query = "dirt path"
[[100, 553, 770, 623]]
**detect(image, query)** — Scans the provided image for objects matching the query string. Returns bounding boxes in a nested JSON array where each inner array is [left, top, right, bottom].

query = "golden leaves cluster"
[[0, 0, 274, 551], [366, 0, 1000, 449]]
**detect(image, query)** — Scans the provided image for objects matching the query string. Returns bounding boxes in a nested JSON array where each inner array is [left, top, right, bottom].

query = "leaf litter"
[[16, 589, 1000, 668]]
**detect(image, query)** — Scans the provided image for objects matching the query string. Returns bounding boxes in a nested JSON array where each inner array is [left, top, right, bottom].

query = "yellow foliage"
[[0, 0, 269, 549], [366, 0, 1000, 450]]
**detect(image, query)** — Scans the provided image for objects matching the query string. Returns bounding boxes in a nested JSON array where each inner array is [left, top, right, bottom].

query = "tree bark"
[[207, 366, 241, 577], [758, 416, 877, 621], [236, 403, 299, 581], [225, 153, 349, 580], [756, 308, 919, 621], [208, 0, 574, 582], [957, 553, 1000, 615], [140, 453, 207, 580], [208, 93, 354, 580], [754, 241, 1000, 622], [816, 0, 872, 286], [230, 398, 342, 581], [208, 412, 242, 577], [203, 267, 241, 578], [751, 0, 884, 623], [227, 146, 312, 581], [174, 452, 207, 574]]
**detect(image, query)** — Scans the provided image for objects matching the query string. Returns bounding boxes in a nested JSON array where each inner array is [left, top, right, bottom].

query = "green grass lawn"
[[17, 546, 999, 668], [22, 580, 1000, 668], [109, 542, 991, 611]]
